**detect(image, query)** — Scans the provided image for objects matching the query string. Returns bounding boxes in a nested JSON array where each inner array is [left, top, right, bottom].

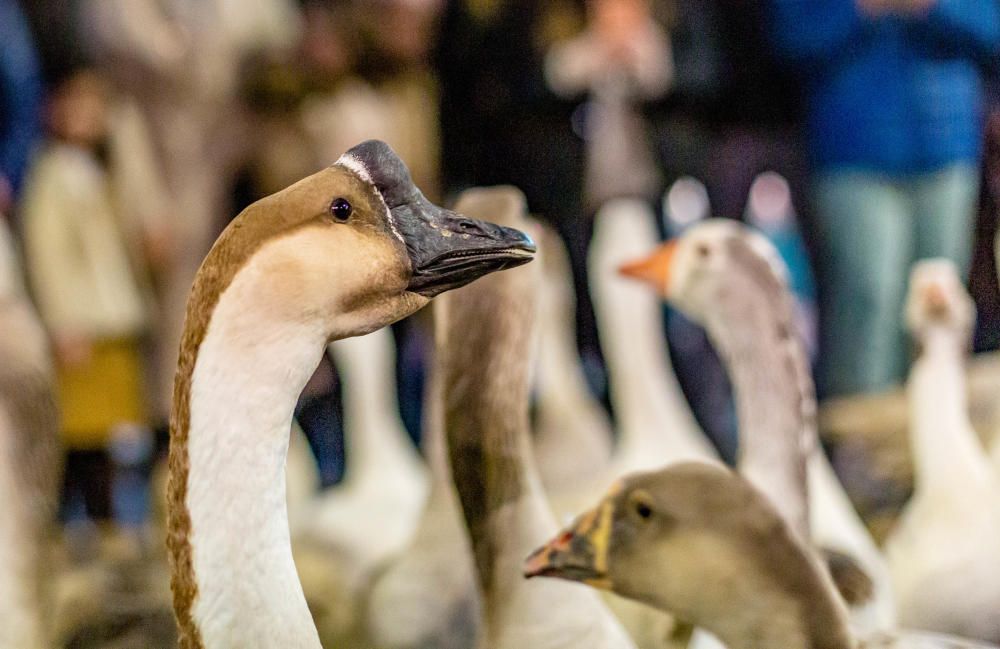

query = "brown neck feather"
[[438, 248, 538, 596]]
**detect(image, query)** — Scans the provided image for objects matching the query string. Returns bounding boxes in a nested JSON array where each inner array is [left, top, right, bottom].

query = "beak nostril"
[[456, 219, 481, 234]]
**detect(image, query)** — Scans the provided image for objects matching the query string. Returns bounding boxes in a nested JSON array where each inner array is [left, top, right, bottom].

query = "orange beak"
[[619, 240, 677, 292]]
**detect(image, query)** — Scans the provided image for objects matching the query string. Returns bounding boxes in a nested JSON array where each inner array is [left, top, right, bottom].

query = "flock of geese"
[[3, 139, 1000, 648]]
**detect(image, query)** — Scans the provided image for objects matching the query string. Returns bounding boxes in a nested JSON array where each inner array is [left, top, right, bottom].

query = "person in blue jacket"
[[771, 0, 1000, 397], [0, 0, 43, 215]]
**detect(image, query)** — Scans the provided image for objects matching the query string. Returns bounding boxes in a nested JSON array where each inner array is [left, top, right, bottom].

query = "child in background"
[[21, 67, 153, 540]]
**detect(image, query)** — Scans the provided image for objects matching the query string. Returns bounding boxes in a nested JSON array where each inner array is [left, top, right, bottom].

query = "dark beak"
[[395, 195, 537, 297], [523, 503, 613, 589]]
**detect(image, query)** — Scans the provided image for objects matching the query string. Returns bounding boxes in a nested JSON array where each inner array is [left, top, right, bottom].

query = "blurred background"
[[1, 0, 999, 646]]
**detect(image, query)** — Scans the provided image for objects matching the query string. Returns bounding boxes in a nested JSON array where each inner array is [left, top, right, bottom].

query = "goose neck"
[[705, 294, 813, 543], [701, 535, 854, 649], [174, 299, 326, 648], [0, 413, 47, 649], [908, 329, 991, 493], [330, 331, 415, 485], [601, 280, 708, 460]]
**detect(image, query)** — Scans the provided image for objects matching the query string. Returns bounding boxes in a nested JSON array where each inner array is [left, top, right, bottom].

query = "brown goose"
[[364, 187, 516, 649], [164, 140, 534, 648], [525, 462, 996, 649], [0, 219, 61, 649], [438, 188, 636, 649]]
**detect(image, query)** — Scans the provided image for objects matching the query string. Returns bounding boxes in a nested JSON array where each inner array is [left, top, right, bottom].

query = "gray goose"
[[619, 219, 896, 630], [164, 140, 534, 648], [525, 462, 996, 649]]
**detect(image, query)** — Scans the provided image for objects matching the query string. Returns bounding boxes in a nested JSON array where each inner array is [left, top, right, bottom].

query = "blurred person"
[[300, 0, 445, 447], [20, 68, 156, 531], [0, 0, 44, 216], [772, 0, 1000, 397], [973, 80, 1000, 351], [545, 0, 680, 426], [232, 51, 349, 487], [635, 0, 809, 456], [83, 0, 303, 425], [436, 0, 595, 362], [301, 0, 442, 196], [546, 0, 673, 210]]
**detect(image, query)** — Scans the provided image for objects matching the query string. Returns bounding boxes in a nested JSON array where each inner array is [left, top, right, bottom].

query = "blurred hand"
[[55, 332, 94, 368], [895, 0, 937, 16], [592, 0, 651, 63], [0, 175, 12, 215]]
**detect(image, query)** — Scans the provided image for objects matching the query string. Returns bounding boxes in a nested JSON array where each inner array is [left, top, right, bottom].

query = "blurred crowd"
[[1, 0, 999, 537]]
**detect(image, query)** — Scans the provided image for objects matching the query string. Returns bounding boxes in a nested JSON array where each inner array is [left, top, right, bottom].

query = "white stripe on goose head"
[[335, 151, 404, 246]]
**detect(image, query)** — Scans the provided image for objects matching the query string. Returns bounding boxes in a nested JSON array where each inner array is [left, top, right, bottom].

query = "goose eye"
[[635, 501, 653, 520], [630, 491, 655, 521], [330, 198, 353, 222], [695, 243, 711, 259]]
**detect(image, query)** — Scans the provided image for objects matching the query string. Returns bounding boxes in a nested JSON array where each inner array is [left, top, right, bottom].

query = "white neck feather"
[[591, 201, 715, 468], [908, 328, 994, 494], [534, 253, 613, 486], [0, 406, 46, 649], [186, 279, 326, 648]]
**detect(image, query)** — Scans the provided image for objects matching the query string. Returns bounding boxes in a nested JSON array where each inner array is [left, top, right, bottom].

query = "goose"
[[291, 326, 429, 646], [586, 198, 722, 649], [883, 259, 1000, 643], [533, 222, 614, 494], [588, 198, 717, 485], [294, 326, 429, 565], [619, 219, 896, 630], [524, 461, 997, 649], [0, 219, 61, 649], [437, 188, 636, 649], [365, 187, 523, 649], [365, 343, 480, 649], [164, 139, 535, 648]]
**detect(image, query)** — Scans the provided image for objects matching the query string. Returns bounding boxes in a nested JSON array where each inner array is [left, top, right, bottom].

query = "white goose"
[[884, 259, 1000, 643], [365, 345, 480, 649], [295, 326, 429, 565], [526, 461, 998, 649], [292, 326, 429, 646], [589, 198, 717, 482], [438, 188, 636, 649], [164, 140, 535, 648], [0, 218, 61, 649], [533, 223, 614, 494], [620, 219, 896, 631]]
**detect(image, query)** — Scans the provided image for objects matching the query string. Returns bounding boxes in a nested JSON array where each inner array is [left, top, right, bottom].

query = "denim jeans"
[[813, 164, 979, 397]]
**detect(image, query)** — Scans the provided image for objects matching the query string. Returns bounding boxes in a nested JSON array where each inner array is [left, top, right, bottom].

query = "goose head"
[[524, 463, 847, 649], [904, 259, 974, 344], [524, 463, 785, 615], [618, 219, 789, 327], [199, 139, 536, 341]]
